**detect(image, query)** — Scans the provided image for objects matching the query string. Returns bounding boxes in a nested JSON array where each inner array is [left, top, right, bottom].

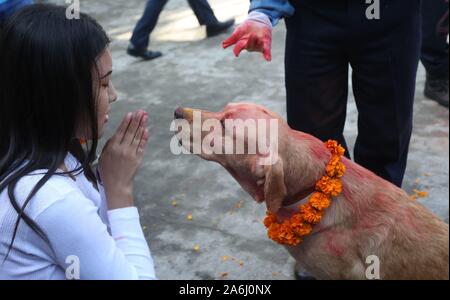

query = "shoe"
[[127, 46, 163, 61], [424, 76, 449, 108], [206, 19, 235, 38]]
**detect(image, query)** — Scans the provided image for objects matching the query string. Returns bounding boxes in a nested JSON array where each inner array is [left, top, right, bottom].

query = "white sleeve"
[[35, 191, 157, 280]]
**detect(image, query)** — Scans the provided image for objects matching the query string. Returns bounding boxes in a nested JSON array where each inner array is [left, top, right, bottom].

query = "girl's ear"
[[262, 157, 286, 214]]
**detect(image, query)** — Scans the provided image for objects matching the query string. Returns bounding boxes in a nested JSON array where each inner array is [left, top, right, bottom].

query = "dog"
[[174, 103, 449, 280]]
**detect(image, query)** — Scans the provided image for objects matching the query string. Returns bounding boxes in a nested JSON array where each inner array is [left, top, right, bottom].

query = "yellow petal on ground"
[[193, 244, 200, 252], [187, 214, 193, 221], [222, 256, 228, 261], [412, 189, 429, 198], [172, 200, 177, 207]]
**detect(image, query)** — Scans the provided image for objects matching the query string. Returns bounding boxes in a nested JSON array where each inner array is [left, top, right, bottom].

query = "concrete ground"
[[52, 0, 448, 279]]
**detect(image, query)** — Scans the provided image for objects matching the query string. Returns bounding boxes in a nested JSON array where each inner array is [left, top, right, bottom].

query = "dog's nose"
[[174, 107, 184, 119]]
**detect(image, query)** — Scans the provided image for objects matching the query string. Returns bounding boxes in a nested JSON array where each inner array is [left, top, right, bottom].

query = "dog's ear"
[[262, 158, 286, 214]]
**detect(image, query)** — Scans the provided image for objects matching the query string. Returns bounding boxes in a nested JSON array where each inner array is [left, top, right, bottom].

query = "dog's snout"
[[174, 107, 184, 119]]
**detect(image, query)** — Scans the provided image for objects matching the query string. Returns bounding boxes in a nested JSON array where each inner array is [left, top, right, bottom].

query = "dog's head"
[[173, 103, 321, 214]]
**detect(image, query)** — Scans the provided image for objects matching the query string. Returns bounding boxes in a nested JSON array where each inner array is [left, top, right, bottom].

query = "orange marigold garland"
[[264, 140, 346, 246]]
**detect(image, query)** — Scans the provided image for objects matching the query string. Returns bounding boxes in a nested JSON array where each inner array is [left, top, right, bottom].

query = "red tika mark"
[[325, 232, 345, 257]]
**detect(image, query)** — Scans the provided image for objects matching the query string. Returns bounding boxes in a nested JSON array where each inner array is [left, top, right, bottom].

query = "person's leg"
[[349, 0, 421, 187], [421, 0, 449, 80], [285, 1, 350, 280], [186, 0, 217, 25], [285, 1, 351, 157], [421, 0, 449, 107], [187, 0, 235, 37], [130, 0, 168, 50]]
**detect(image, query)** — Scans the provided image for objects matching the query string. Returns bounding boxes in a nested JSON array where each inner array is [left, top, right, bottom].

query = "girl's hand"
[[98, 110, 149, 210]]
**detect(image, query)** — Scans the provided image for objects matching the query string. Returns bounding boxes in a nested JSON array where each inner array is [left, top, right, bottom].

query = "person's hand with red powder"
[[222, 12, 273, 62]]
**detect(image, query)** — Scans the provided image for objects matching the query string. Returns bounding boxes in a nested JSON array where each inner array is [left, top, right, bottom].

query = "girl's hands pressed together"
[[98, 110, 149, 210]]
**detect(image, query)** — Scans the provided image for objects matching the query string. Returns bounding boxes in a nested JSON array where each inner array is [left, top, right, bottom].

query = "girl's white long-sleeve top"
[[0, 153, 156, 280]]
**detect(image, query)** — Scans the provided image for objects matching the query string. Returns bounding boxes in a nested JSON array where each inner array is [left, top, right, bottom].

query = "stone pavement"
[[52, 0, 449, 279]]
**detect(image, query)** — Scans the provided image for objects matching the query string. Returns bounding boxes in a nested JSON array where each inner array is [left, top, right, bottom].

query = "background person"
[[128, 0, 235, 60], [421, 0, 449, 108], [223, 0, 421, 188]]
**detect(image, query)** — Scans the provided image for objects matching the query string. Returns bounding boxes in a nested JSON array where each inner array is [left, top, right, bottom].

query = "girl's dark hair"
[[0, 4, 110, 259]]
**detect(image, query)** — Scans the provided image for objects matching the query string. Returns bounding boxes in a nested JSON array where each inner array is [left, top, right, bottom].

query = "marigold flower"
[[267, 222, 280, 238], [278, 222, 294, 240], [335, 162, 346, 178], [325, 140, 345, 156], [300, 204, 324, 224], [326, 157, 346, 178], [264, 212, 278, 228], [309, 192, 331, 210], [316, 176, 342, 197], [278, 223, 302, 245], [290, 218, 313, 236]]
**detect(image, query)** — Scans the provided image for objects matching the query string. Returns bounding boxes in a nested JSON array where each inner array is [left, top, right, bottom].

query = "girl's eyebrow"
[[100, 70, 113, 79]]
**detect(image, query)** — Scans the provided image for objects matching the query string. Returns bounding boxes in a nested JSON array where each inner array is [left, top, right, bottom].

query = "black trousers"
[[285, 0, 422, 187], [421, 0, 449, 79], [130, 0, 218, 49]]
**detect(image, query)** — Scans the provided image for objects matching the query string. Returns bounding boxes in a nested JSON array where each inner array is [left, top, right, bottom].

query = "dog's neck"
[[283, 132, 332, 201], [279, 131, 385, 220], [272, 133, 331, 219]]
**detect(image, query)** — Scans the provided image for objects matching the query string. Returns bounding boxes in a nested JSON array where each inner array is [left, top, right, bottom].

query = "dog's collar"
[[280, 187, 316, 209]]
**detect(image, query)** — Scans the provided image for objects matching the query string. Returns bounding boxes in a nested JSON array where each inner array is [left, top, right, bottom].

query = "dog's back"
[[290, 160, 449, 280]]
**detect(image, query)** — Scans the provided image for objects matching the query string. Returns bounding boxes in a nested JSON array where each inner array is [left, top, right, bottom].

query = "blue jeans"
[[130, 0, 218, 49]]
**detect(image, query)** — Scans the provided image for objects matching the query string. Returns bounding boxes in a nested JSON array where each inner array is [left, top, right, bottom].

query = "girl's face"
[[76, 48, 117, 140], [95, 48, 117, 138]]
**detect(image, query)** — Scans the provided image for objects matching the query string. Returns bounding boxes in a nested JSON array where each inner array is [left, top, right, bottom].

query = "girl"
[[0, 4, 156, 279]]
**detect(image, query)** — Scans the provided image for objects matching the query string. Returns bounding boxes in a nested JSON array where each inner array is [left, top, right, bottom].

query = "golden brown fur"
[[175, 103, 449, 280]]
